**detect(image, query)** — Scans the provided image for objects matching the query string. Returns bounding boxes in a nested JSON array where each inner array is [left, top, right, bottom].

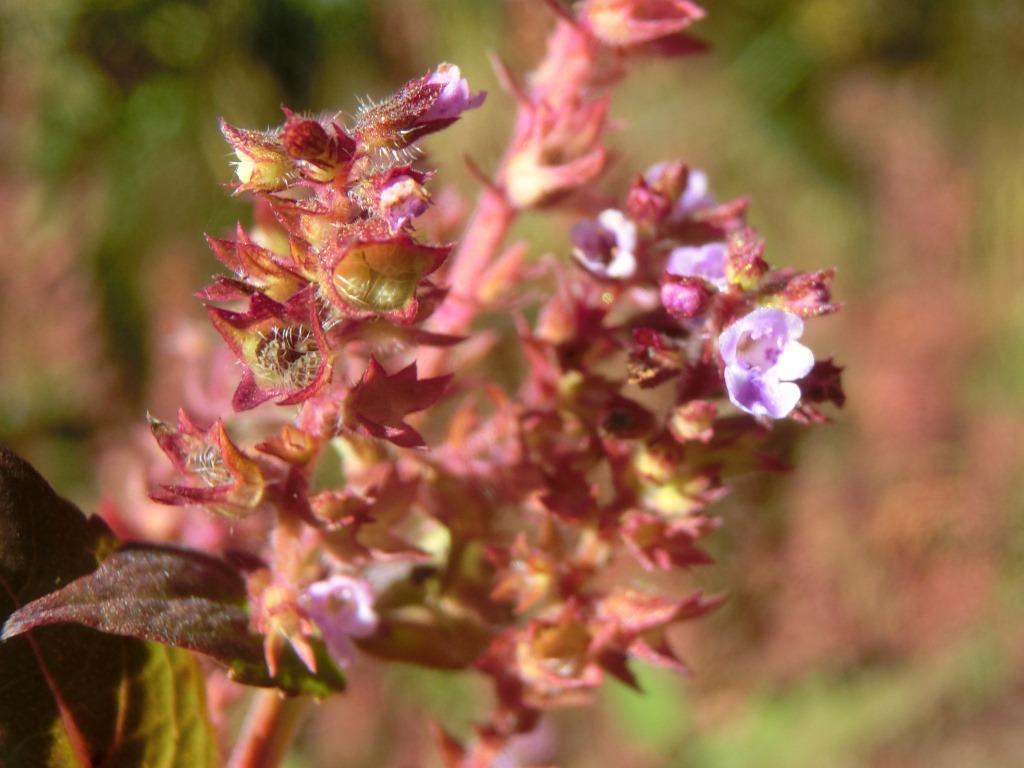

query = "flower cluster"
[[148, 62, 482, 670], [141, 3, 843, 763]]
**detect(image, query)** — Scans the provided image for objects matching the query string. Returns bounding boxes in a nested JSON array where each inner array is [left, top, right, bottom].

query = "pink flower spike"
[[718, 307, 815, 419], [300, 575, 378, 668]]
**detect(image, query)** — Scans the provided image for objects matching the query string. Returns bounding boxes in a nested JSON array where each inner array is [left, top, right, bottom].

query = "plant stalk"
[[227, 690, 308, 768]]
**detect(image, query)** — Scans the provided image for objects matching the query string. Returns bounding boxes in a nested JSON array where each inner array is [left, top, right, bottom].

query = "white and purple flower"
[[379, 173, 430, 232], [676, 167, 715, 215], [571, 208, 638, 279], [300, 574, 378, 667], [419, 63, 486, 125], [718, 307, 815, 419], [665, 241, 728, 289]]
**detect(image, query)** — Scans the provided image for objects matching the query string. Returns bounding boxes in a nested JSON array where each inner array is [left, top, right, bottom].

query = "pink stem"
[[227, 690, 307, 768], [419, 19, 601, 377], [417, 183, 515, 377], [432, 186, 516, 334]]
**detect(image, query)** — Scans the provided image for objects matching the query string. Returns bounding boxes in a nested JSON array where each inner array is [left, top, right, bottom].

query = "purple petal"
[[666, 242, 727, 287], [774, 339, 814, 382], [761, 379, 802, 419], [420, 64, 486, 123], [643, 160, 671, 185], [748, 307, 799, 341], [724, 369, 802, 419], [724, 367, 767, 416], [677, 169, 714, 214], [597, 209, 637, 254], [717, 319, 743, 367], [380, 175, 430, 231], [301, 575, 378, 667]]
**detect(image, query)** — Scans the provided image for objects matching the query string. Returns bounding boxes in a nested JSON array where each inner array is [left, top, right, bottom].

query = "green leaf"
[[0, 446, 219, 768], [4, 545, 346, 698], [228, 640, 345, 697]]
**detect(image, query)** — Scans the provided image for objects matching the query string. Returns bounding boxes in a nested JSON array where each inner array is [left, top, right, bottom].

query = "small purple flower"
[[300, 574, 378, 667], [419, 63, 486, 124], [379, 173, 430, 232], [571, 209, 637, 279], [677, 168, 714, 215], [718, 307, 815, 419], [665, 242, 728, 289], [644, 163, 715, 218]]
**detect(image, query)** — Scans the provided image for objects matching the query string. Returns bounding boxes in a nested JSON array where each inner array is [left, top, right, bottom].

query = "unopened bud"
[[668, 400, 717, 443], [661, 274, 713, 319], [580, 0, 705, 48], [725, 228, 768, 290], [780, 269, 838, 318], [220, 120, 292, 193]]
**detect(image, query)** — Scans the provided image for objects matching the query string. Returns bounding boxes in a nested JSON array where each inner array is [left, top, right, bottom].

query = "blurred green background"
[[2, 0, 1023, 765]]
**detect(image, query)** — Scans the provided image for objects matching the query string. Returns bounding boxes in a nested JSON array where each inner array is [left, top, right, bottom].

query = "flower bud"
[[779, 268, 838, 318], [219, 120, 292, 193], [419, 63, 486, 124], [355, 63, 484, 151], [667, 400, 717, 443], [643, 160, 688, 202], [644, 162, 716, 220], [725, 227, 769, 290], [281, 112, 330, 161], [579, 0, 705, 48], [626, 173, 672, 222], [660, 274, 713, 319]]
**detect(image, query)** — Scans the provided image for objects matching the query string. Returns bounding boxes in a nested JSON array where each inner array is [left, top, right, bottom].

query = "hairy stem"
[[227, 690, 308, 768]]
